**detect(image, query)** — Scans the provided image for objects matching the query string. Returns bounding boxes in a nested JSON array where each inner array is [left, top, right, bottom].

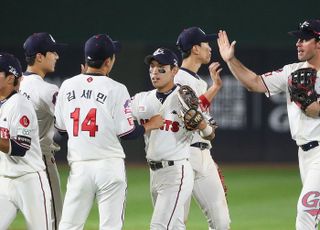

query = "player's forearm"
[[202, 84, 222, 103], [0, 138, 10, 154], [226, 57, 266, 93]]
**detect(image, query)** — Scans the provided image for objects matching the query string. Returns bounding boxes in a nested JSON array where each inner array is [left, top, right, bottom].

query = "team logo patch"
[[19, 115, 30, 127], [301, 191, 320, 216], [87, 77, 93, 83]]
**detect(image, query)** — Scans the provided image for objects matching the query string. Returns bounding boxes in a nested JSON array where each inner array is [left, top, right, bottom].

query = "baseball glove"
[[288, 67, 318, 111], [183, 108, 204, 131], [177, 85, 200, 110], [177, 85, 204, 130]]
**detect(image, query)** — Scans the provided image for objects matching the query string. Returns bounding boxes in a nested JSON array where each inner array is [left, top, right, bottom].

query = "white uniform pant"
[[150, 159, 194, 230], [184, 147, 231, 230], [43, 151, 63, 230], [59, 158, 127, 230], [296, 145, 320, 230], [0, 170, 52, 230]]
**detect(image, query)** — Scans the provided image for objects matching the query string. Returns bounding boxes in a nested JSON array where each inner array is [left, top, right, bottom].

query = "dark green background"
[[1, 0, 319, 162]]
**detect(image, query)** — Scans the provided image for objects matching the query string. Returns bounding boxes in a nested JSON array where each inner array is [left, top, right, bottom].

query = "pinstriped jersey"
[[261, 62, 320, 145], [19, 73, 59, 154], [0, 93, 45, 177], [54, 74, 134, 163], [131, 87, 192, 161]]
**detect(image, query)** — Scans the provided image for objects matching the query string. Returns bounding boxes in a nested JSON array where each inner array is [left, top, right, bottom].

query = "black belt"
[[190, 142, 209, 150], [148, 160, 174, 171], [300, 141, 319, 151]]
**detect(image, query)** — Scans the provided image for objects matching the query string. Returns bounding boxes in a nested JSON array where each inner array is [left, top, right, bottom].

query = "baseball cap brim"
[[113, 41, 121, 53], [144, 55, 172, 65], [288, 30, 315, 40], [203, 34, 218, 41], [50, 43, 68, 53]]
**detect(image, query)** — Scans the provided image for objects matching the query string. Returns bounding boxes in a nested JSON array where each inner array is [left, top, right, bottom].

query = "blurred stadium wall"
[[1, 0, 319, 162]]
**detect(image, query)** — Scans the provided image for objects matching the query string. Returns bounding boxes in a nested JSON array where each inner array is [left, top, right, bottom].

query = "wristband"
[[200, 125, 213, 137]]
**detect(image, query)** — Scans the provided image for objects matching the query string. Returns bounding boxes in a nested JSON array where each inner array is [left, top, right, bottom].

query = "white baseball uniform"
[[0, 92, 52, 230], [55, 73, 134, 230], [19, 72, 62, 230], [131, 86, 194, 230], [174, 68, 231, 230], [261, 62, 320, 229]]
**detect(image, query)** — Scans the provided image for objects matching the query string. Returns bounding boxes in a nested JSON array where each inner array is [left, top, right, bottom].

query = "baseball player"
[[54, 34, 163, 229], [175, 27, 231, 230], [19, 32, 66, 230], [0, 53, 52, 230], [217, 19, 320, 229], [131, 47, 216, 229]]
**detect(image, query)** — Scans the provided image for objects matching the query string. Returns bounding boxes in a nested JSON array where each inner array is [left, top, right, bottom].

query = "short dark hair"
[[86, 55, 115, 69], [86, 59, 104, 68], [25, 52, 48, 66], [181, 50, 191, 59], [25, 55, 36, 66]]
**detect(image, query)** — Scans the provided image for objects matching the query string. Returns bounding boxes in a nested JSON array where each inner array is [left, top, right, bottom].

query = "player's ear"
[[191, 45, 200, 55], [6, 74, 15, 86], [35, 53, 43, 63], [172, 66, 179, 75]]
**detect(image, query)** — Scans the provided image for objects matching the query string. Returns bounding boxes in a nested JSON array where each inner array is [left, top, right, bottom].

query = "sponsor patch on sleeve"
[[15, 135, 32, 148]]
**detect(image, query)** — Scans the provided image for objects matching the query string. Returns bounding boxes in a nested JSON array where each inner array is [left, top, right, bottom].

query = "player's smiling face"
[[296, 38, 320, 62], [149, 60, 175, 92]]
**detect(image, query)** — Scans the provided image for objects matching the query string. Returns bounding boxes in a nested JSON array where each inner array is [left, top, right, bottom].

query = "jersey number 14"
[[70, 108, 99, 137]]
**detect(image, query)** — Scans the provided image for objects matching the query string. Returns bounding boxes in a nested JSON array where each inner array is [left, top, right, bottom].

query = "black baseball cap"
[[144, 48, 178, 66], [85, 34, 121, 62], [176, 27, 217, 52], [23, 32, 67, 57], [0, 52, 22, 78], [288, 19, 320, 40]]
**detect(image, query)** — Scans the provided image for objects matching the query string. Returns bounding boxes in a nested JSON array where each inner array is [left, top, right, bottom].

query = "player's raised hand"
[[143, 114, 164, 132], [208, 62, 222, 89], [217, 30, 237, 62]]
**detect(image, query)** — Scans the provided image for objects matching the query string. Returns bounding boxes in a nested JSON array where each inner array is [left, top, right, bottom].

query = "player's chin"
[[152, 81, 160, 88], [204, 57, 211, 64]]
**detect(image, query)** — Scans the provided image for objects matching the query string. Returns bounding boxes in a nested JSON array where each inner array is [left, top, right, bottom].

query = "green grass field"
[[8, 163, 301, 230]]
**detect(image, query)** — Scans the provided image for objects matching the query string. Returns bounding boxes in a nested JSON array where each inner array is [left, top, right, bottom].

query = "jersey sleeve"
[[260, 65, 291, 97], [40, 83, 59, 115], [112, 85, 135, 137], [54, 85, 66, 131], [8, 98, 38, 153], [130, 93, 141, 120]]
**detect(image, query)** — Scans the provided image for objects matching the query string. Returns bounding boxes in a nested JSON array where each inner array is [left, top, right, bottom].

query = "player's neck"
[[26, 66, 46, 78], [85, 67, 107, 76], [307, 55, 320, 70], [181, 58, 201, 73], [157, 82, 175, 93]]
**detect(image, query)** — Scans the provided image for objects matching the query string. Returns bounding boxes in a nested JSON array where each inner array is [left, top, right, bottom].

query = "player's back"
[[55, 74, 134, 163]]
